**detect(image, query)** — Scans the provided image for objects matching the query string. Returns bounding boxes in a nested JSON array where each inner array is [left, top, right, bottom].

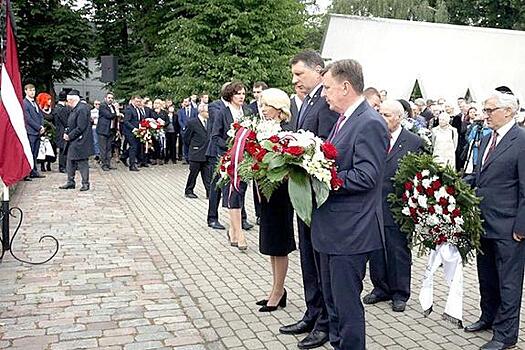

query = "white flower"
[[443, 214, 451, 223], [448, 196, 456, 205], [435, 187, 448, 200], [402, 207, 411, 216], [428, 214, 440, 226], [455, 217, 464, 226], [421, 178, 431, 189], [434, 205, 443, 215], [256, 119, 282, 141], [447, 204, 456, 213], [408, 197, 417, 208], [417, 195, 428, 208], [421, 170, 430, 177]]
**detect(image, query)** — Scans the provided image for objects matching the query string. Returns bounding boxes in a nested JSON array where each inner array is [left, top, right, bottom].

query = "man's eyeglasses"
[[482, 107, 503, 115]]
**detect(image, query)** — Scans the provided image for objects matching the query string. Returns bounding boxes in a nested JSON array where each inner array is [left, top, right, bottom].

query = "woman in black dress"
[[256, 88, 296, 312]]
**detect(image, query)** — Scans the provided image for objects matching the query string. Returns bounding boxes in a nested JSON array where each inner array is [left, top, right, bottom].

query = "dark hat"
[[67, 89, 82, 98], [495, 85, 514, 95], [58, 90, 67, 102], [397, 99, 413, 119]]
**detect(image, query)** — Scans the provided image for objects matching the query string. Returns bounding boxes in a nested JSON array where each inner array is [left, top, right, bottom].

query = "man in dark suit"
[[362, 100, 424, 313], [96, 92, 117, 171], [23, 83, 45, 179], [59, 90, 94, 191], [52, 91, 70, 173], [279, 50, 338, 350], [415, 98, 434, 124], [451, 99, 471, 171], [183, 104, 211, 198], [463, 91, 525, 350], [312, 59, 389, 350], [123, 96, 143, 171], [178, 97, 198, 164], [287, 85, 305, 131]]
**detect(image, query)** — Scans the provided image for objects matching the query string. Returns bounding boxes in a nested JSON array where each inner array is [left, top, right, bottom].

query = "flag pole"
[[1, 178, 10, 251]]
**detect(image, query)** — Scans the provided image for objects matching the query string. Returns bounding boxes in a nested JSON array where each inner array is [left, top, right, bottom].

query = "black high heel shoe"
[[259, 289, 287, 312], [255, 299, 268, 306]]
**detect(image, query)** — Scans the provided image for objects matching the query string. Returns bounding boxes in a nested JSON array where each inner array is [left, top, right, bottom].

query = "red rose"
[[245, 142, 258, 156], [416, 185, 424, 193], [321, 142, 338, 160], [431, 180, 441, 190], [283, 146, 305, 157], [252, 163, 260, 171], [226, 164, 234, 177], [443, 208, 449, 215], [426, 187, 435, 197], [402, 193, 408, 202], [220, 165, 226, 171], [409, 207, 417, 217], [428, 206, 435, 214], [416, 172, 423, 180], [272, 145, 280, 152], [446, 186, 455, 195], [269, 135, 280, 143], [330, 167, 343, 189], [404, 182, 413, 191], [452, 208, 461, 218], [233, 122, 241, 130], [247, 130, 257, 140], [255, 149, 267, 162], [438, 197, 448, 207]]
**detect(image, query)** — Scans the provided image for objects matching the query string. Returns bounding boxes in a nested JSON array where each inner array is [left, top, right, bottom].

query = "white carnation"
[[402, 207, 411, 216], [421, 170, 430, 177], [422, 178, 432, 189], [417, 195, 428, 208]]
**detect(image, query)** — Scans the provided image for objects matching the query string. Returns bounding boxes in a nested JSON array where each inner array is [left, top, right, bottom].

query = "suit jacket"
[[473, 124, 525, 239], [23, 97, 43, 136], [66, 102, 94, 160], [312, 100, 389, 255], [123, 105, 142, 135], [177, 106, 198, 131], [420, 107, 434, 123], [289, 96, 300, 127], [205, 99, 227, 158], [52, 103, 70, 148], [248, 101, 259, 116], [211, 105, 250, 156], [184, 117, 209, 162], [96, 102, 117, 136], [383, 128, 424, 226], [295, 86, 339, 139]]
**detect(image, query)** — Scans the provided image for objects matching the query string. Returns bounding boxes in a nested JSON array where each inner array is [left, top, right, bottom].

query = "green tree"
[[12, 0, 94, 92], [446, 0, 523, 29]]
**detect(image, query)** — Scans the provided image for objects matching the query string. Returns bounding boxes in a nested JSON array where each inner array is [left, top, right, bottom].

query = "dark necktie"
[[387, 134, 393, 153], [186, 108, 190, 118], [297, 95, 311, 128], [330, 114, 346, 141], [483, 131, 498, 167]]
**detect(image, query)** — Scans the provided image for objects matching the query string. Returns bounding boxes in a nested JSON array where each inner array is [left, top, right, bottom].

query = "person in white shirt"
[[90, 100, 101, 160]]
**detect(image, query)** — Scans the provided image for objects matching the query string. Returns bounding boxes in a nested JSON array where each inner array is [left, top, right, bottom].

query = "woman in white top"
[[432, 112, 458, 167]]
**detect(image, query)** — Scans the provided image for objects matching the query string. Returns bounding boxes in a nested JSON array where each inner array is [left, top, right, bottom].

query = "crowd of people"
[[21, 49, 525, 350]]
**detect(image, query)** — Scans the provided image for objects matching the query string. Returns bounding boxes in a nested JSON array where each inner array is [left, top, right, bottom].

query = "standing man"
[[52, 90, 69, 173], [59, 90, 94, 191], [183, 104, 211, 199], [279, 50, 338, 350], [96, 92, 117, 171], [23, 83, 45, 179], [178, 97, 198, 164], [190, 94, 198, 109], [364, 87, 381, 111], [123, 96, 143, 171], [362, 100, 424, 312], [90, 100, 101, 161], [249, 81, 268, 117], [313, 59, 388, 350], [464, 91, 525, 350], [288, 84, 305, 131], [451, 98, 471, 171]]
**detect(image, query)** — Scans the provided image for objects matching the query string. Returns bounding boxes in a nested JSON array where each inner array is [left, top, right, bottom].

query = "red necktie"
[[387, 134, 393, 153], [331, 114, 346, 140], [482, 131, 498, 167]]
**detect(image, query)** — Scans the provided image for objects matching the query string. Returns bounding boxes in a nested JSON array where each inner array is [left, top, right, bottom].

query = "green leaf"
[[288, 170, 312, 226], [267, 166, 289, 182], [268, 154, 286, 170], [312, 177, 329, 208]]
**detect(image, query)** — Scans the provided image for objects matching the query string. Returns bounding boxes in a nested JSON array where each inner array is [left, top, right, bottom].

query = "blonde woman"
[[255, 88, 296, 312], [432, 112, 457, 167]]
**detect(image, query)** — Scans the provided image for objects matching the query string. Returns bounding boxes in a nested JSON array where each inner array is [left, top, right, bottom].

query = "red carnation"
[[402, 193, 408, 202], [233, 122, 241, 130], [269, 135, 280, 143], [226, 164, 234, 177], [431, 180, 442, 190], [426, 187, 435, 197], [245, 142, 258, 156], [220, 165, 226, 172], [438, 197, 448, 207], [252, 163, 260, 171], [416, 185, 424, 193], [255, 149, 267, 162], [428, 206, 436, 214], [443, 208, 449, 215], [416, 172, 423, 180], [247, 130, 257, 140], [404, 182, 413, 191], [321, 142, 338, 160], [452, 208, 461, 218], [409, 207, 417, 217], [272, 145, 280, 152], [283, 146, 305, 157], [446, 186, 455, 195]]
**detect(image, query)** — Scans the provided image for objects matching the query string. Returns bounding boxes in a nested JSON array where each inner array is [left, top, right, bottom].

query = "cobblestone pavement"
[[1, 160, 524, 350]]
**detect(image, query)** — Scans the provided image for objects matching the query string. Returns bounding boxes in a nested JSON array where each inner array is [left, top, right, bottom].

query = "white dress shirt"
[[481, 118, 515, 166]]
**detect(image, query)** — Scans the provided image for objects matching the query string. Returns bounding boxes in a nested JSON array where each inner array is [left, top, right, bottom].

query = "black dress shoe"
[[279, 320, 314, 335], [129, 165, 139, 172], [23, 177, 32, 181], [101, 166, 110, 171], [208, 221, 225, 230], [139, 163, 150, 168], [30, 173, 45, 178], [362, 292, 390, 305], [242, 220, 253, 230], [185, 193, 198, 199], [298, 330, 329, 349], [255, 299, 268, 306], [256, 217, 260, 225], [480, 340, 515, 350], [79, 184, 90, 191], [392, 300, 406, 312], [464, 320, 492, 332], [259, 289, 287, 312], [59, 183, 75, 189]]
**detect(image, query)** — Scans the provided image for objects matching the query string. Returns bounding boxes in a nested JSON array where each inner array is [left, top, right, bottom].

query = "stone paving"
[[0, 160, 524, 349]]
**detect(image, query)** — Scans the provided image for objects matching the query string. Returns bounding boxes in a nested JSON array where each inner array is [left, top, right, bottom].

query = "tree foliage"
[[11, 0, 94, 92]]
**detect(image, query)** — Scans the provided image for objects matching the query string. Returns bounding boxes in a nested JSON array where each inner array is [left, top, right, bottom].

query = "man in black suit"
[[362, 100, 424, 313], [96, 92, 117, 171], [279, 50, 338, 350], [52, 91, 70, 173], [184, 104, 211, 198], [313, 59, 389, 350], [178, 97, 198, 164], [123, 96, 143, 171], [59, 90, 94, 191], [288, 84, 305, 131], [23, 83, 45, 179], [451, 98, 471, 171], [464, 91, 525, 350], [415, 98, 434, 124]]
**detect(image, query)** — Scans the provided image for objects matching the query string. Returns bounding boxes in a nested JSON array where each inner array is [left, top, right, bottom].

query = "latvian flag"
[[0, 0, 33, 186]]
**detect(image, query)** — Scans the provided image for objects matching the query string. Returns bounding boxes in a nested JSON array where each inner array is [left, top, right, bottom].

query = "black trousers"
[[477, 237, 525, 345], [66, 158, 89, 186], [58, 146, 67, 171], [368, 225, 411, 302], [185, 160, 211, 196], [298, 219, 328, 332], [206, 156, 247, 224], [319, 251, 369, 350], [28, 135, 40, 176], [177, 131, 183, 160], [127, 134, 140, 167], [98, 134, 113, 168], [165, 132, 178, 163]]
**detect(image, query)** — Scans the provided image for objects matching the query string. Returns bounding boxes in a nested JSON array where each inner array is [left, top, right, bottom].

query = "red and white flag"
[[0, 0, 33, 186]]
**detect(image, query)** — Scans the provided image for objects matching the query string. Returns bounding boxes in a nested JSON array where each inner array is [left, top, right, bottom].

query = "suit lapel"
[[387, 128, 407, 162], [332, 100, 368, 145], [482, 124, 518, 171], [298, 87, 322, 129]]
